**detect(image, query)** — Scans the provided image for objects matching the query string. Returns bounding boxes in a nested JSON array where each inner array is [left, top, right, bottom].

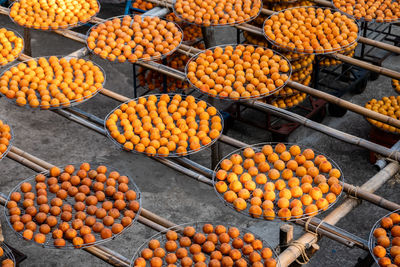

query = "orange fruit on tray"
[[132, 0, 153, 11], [132, 223, 279, 267], [333, 0, 400, 22], [5, 163, 141, 248], [105, 94, 223, 157], [0, 244, 15, 267], [9, 0, 99, 30], [186, 44, 291, 100], [0, 56, 104, 109], [173, 0, 262, 26], [269, 92, 308, 109], [263, 7, 359, 54], [213, 143, 343, 221], [370, 211, 400, 266], [166, 13, 203, 42], [365, 96, 400, 134], [0, 119, 12, 160], [87, 15, 183, 63], [0, 28, 24, 67]]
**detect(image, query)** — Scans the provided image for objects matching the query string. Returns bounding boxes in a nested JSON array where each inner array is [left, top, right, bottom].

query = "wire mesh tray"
[[131, 221, 281, 267], [332, 0, 400, 23], [365, 117, 400, 136], [364, 96, 400, 136], [104, 93, 224, 157], [185, 44, 292, 101], [8, 0, 100, 31], [269, 92, 308, 110], [213, 143, 344, 221], [0, 243, 16, 266], [0, 119, 14, 162], [0, 28, 24, 68], [0, 56, 106, 109], [263, 6, 360, 55], [4, 162, 142, 249], [86, 15, 183, 64], [368, 209, 400, 266], [172, 0, 263, 27]]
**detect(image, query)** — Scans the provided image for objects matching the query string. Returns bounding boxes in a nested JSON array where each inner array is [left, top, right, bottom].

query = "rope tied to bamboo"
[[346, 184, 363, 203], [304, 217, 325, 236], [287, 240, 313, 265], [181, 46, 196, 57]]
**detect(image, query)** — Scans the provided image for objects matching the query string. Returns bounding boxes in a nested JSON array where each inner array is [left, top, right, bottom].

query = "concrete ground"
[[0, 3, 399, 267]]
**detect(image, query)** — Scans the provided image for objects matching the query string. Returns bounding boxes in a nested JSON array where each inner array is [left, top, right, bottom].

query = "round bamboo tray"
[[0, 56, 106, 110], [104, 93, 224, 157], [263, 6, 360, 55], [4, 163, 142, 249], [8, 0, 100, 31], [185, 44, 292, 101], [212, 143, 344, 221], [172, 0, 263, 27], [131, 221, 281, 267], [86, 15, 183, 64], [368, 209, 400, 267]]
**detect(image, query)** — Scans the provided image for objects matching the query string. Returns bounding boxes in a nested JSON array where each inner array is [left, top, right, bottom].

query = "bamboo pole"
[[6, 151, 47, 172], [67, 47, 89, 58], [139, 209, 176, 229], [287, 80, 400, 129], [313, 0, 334, 7], [244, 101, 400, 162], [343, 183, 400, 211], [10, 147, 54, 169], [332, 53, 400, 79], [278, 161, 400, 266], [137, 216, 168, 232]]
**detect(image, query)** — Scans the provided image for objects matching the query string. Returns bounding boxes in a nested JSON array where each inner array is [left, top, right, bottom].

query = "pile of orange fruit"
[[333, 0, 400, 22], [105, 94, 223, 156], [270, 92, 308, 109], [0, 57, 104, 109], [186, 45, 291, 100], [319, 43, 357, 67], [214, 143, 343, 221], [87, 15, 183, 63], [264, 7, 359, 54], [0, 120, 12, 160], [0, 246, 14, 267], [9, 0, 99, 30], [392, 79, 400, 94], [174, 0, 262, 26], [273, 74, 311, 98], [0, 28, 24, 67], [371, 212, 400, 266], [271, 0, 314, 11], [165, 13, 203, 42], [365, 96, 400, 134], [6, 163, 141, 248], [131, 0, 153, 11], [133, 223, 278, 267]]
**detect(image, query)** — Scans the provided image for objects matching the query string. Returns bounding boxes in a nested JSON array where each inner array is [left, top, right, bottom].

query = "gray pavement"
[[0, 3, 399, 267]]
